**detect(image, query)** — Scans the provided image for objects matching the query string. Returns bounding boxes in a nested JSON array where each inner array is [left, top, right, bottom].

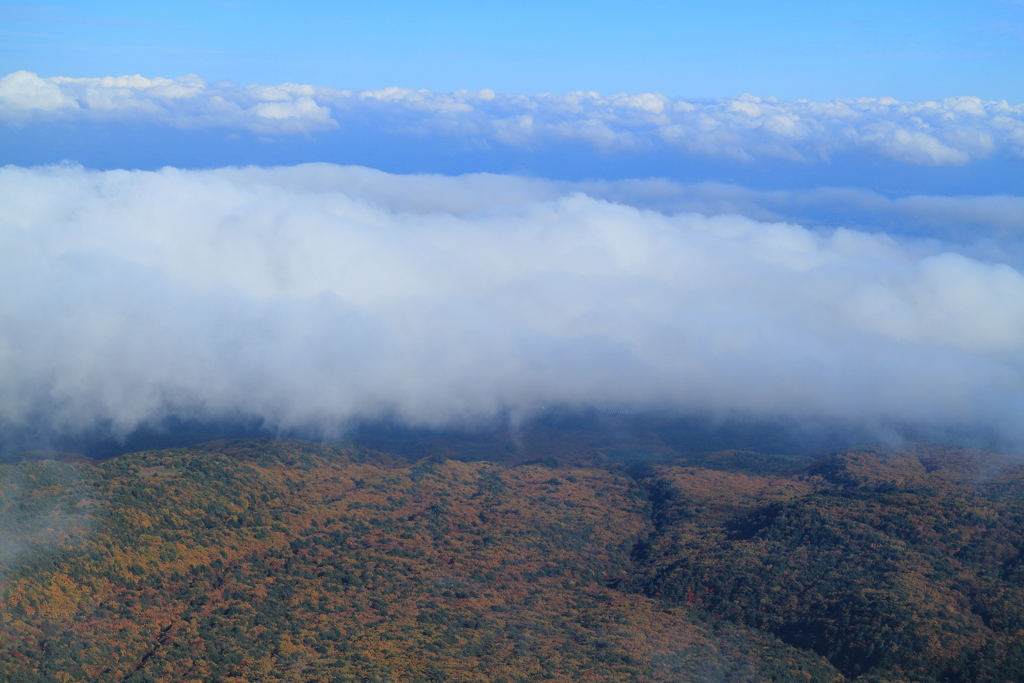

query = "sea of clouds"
[[2, 162, 1024, 443], [3, 70, 1024, 168]]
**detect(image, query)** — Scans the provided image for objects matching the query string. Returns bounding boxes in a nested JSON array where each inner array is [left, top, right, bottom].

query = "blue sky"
[[3, 0, 1024, 100]]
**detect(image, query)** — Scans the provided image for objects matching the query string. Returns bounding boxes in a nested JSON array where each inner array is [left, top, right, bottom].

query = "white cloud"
[[2, 163, 1024, 438], [0, 71, 79, 111], [0, 71, 336, 134], [4, 71, 1024, 164]]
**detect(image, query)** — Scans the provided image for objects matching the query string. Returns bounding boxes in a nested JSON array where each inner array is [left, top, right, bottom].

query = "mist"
[[1, 162, 1023, 451]]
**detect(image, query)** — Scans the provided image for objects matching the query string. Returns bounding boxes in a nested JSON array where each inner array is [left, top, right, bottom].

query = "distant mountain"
[[0, 438, 1020, 682]]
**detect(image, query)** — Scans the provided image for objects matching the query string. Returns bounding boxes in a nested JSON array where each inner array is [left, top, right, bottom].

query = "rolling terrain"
[[0, 437, 1022, 682]]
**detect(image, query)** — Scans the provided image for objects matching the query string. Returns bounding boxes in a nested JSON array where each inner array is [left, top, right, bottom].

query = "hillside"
[[628, 447, 1024, 682], [0, 439, 1022, 682]]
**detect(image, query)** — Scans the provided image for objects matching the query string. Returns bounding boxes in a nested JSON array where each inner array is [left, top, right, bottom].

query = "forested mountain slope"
[[628, 448, 1024, 682], [0, 440, 836, 682], [0, 439, 1021, 682]]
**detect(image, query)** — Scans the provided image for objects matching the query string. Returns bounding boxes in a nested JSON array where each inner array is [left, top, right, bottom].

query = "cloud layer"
[[4, 71, 1024, 167], [2, 163, 1023, 440]]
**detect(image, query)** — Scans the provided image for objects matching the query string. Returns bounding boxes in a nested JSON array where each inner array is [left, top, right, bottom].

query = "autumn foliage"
[[1, 438, 1021, 682]]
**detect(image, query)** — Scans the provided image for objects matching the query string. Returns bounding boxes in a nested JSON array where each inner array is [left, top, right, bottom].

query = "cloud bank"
[[4, 71, 1024, 168], [2, 163, 1023, 441]]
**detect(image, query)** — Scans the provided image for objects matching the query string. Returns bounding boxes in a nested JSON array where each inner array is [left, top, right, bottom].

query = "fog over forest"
[[2, 71, 1024, 454], [2, 162, 1024, 453]]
